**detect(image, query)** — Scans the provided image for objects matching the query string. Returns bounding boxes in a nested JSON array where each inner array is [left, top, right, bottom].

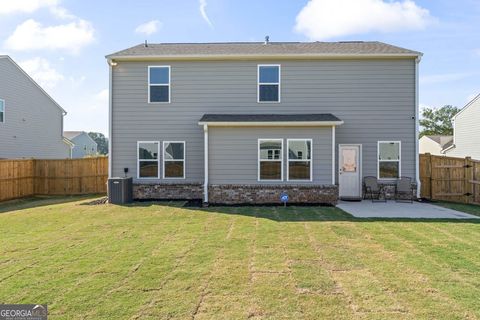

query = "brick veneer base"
[[133, 183, 203, 200], [208, 184, 338, 205]]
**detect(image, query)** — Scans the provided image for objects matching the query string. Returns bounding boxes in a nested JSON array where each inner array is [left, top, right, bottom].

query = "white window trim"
[[377, 141, 401, 180], [163, 141, 186, 179], [258, 139, 283, 182], [0, 98, 4, 123], [148, 65, 171, 104], [137, 141, 160, 179], [257, 64, 281, 103], [287, 139, 313, 182]]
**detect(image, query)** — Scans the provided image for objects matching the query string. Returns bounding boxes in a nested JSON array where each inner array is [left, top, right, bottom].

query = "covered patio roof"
[[198, 113, 343, 127]]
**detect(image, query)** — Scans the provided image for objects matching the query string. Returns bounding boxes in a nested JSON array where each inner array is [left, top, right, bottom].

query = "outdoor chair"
[[395, 176, 414, 203], [363, 176, 386, 202]]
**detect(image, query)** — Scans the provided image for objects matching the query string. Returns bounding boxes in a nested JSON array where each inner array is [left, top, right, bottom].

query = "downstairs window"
[[163, 141, 185, 179], [0, 99, 4, 123], [138, 141, 160, 178], [378, 141, 401, 179], [288, 139, 312, 181], [258, 139, 283, 181]]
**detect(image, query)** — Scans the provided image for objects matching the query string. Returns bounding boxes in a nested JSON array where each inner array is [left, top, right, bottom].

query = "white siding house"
[[63, 131, 98, 158], [444, 94, 480, 160], [419, 135, 453, 156]]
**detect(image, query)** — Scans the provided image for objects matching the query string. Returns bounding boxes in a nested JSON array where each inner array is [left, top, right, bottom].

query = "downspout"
[[415, 56, 421, 198], [203, 124, 209, 203], [108, 61, 113, 178]]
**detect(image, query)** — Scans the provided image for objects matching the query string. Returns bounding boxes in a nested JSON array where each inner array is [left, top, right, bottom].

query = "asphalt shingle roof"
[[63, 131, 84, 140], [425, 135, 453, 148], [107, 41, 421, 58], [198, 113, 342, 123]]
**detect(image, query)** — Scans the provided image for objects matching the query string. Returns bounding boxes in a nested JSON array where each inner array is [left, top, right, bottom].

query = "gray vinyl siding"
[[447, 98, 480, 160], [111, 59, 416, 183], [0, 58, 70, 159], [209, 127, 332, 184], [71, 133, 98, 158]]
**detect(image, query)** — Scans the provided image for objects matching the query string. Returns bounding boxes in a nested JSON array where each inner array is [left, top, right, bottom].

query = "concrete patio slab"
[[337, 200, 480, 219]]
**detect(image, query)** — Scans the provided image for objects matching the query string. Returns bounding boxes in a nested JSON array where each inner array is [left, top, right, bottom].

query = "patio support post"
[[332, 125, 336, 185], [203, 124, 209, 203]]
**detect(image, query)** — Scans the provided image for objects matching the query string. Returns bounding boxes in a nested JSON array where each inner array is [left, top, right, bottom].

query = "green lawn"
[[0, 196, 479, 319], [434, 201, 480, 217]]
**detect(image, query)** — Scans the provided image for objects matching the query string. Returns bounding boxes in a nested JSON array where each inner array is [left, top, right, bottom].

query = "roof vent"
[[264, 35, 270, 45], [144, 40, 148, 47]]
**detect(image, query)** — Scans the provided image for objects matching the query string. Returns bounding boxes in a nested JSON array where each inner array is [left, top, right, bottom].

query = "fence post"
[[464, 156, 472, 204], [425, 153, 433, 200]]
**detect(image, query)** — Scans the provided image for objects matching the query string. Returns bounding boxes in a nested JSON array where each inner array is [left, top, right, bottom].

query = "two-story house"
[[443, 94, 480, 160], [63, 131, 98, 158], [0, 55, 71, 159], [106, 41, 422, 205]]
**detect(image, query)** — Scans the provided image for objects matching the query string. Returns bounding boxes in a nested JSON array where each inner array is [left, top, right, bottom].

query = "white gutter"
[[203, 124, 209, 203], [415, 57, 421, 198], [108, 61, 113, 178], [441, 144, 455, 154], [198, 121, 344, 127]]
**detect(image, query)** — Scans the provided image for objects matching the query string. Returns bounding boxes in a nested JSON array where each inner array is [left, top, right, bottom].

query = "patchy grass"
[[0, 197, 479, 319], [433, 201, 480, 217]]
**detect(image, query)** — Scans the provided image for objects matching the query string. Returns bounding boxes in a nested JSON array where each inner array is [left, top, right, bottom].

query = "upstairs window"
[[288, 139, 312, 181], [378, 141, 401, 179], [148, 66, 170, 103], [258, 65, 280, 103], [163, 141, 185, 179], [258, 139, 283, 181], [0, 99, 4, 122], [138, 141, 160, 178]]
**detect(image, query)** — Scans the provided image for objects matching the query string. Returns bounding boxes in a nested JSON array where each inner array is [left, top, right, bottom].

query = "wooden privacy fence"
[[0, 157, 108, 202], [420, 153, 480, 204]]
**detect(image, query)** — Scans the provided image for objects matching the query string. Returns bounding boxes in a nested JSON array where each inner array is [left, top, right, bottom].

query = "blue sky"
[[0, 0, 479, 135]]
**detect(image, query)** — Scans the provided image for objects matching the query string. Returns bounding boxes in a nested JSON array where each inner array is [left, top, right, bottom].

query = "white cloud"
[[87, 89, 108, 111], [135, 20, 161, 35], [63, 88, 109, 133], [295, 0, 432, 40], [49, 6, 75, 19], [0, 0, 59, 15], [420, 73, 470, 85], [19, 57, 64, 88], [199, 0, 213, 28], [5, 19, 95, 54], [95, 89, 108, 103]]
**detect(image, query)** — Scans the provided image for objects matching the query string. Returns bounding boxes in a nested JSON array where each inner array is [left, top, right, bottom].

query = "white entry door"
[[338, 145, 361, 199]]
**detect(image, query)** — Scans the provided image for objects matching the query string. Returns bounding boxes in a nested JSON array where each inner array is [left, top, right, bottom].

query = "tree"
[[88, 132, 108, 155], [419, 105, 460, 137]]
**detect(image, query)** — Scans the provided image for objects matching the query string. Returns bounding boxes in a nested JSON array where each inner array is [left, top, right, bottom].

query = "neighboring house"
[[443, 94, 480, 160], [0, 56, 71, 159], [419, 135, 453, 155], [106, 41, 422, 204], [63, 131, 98, 158]]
